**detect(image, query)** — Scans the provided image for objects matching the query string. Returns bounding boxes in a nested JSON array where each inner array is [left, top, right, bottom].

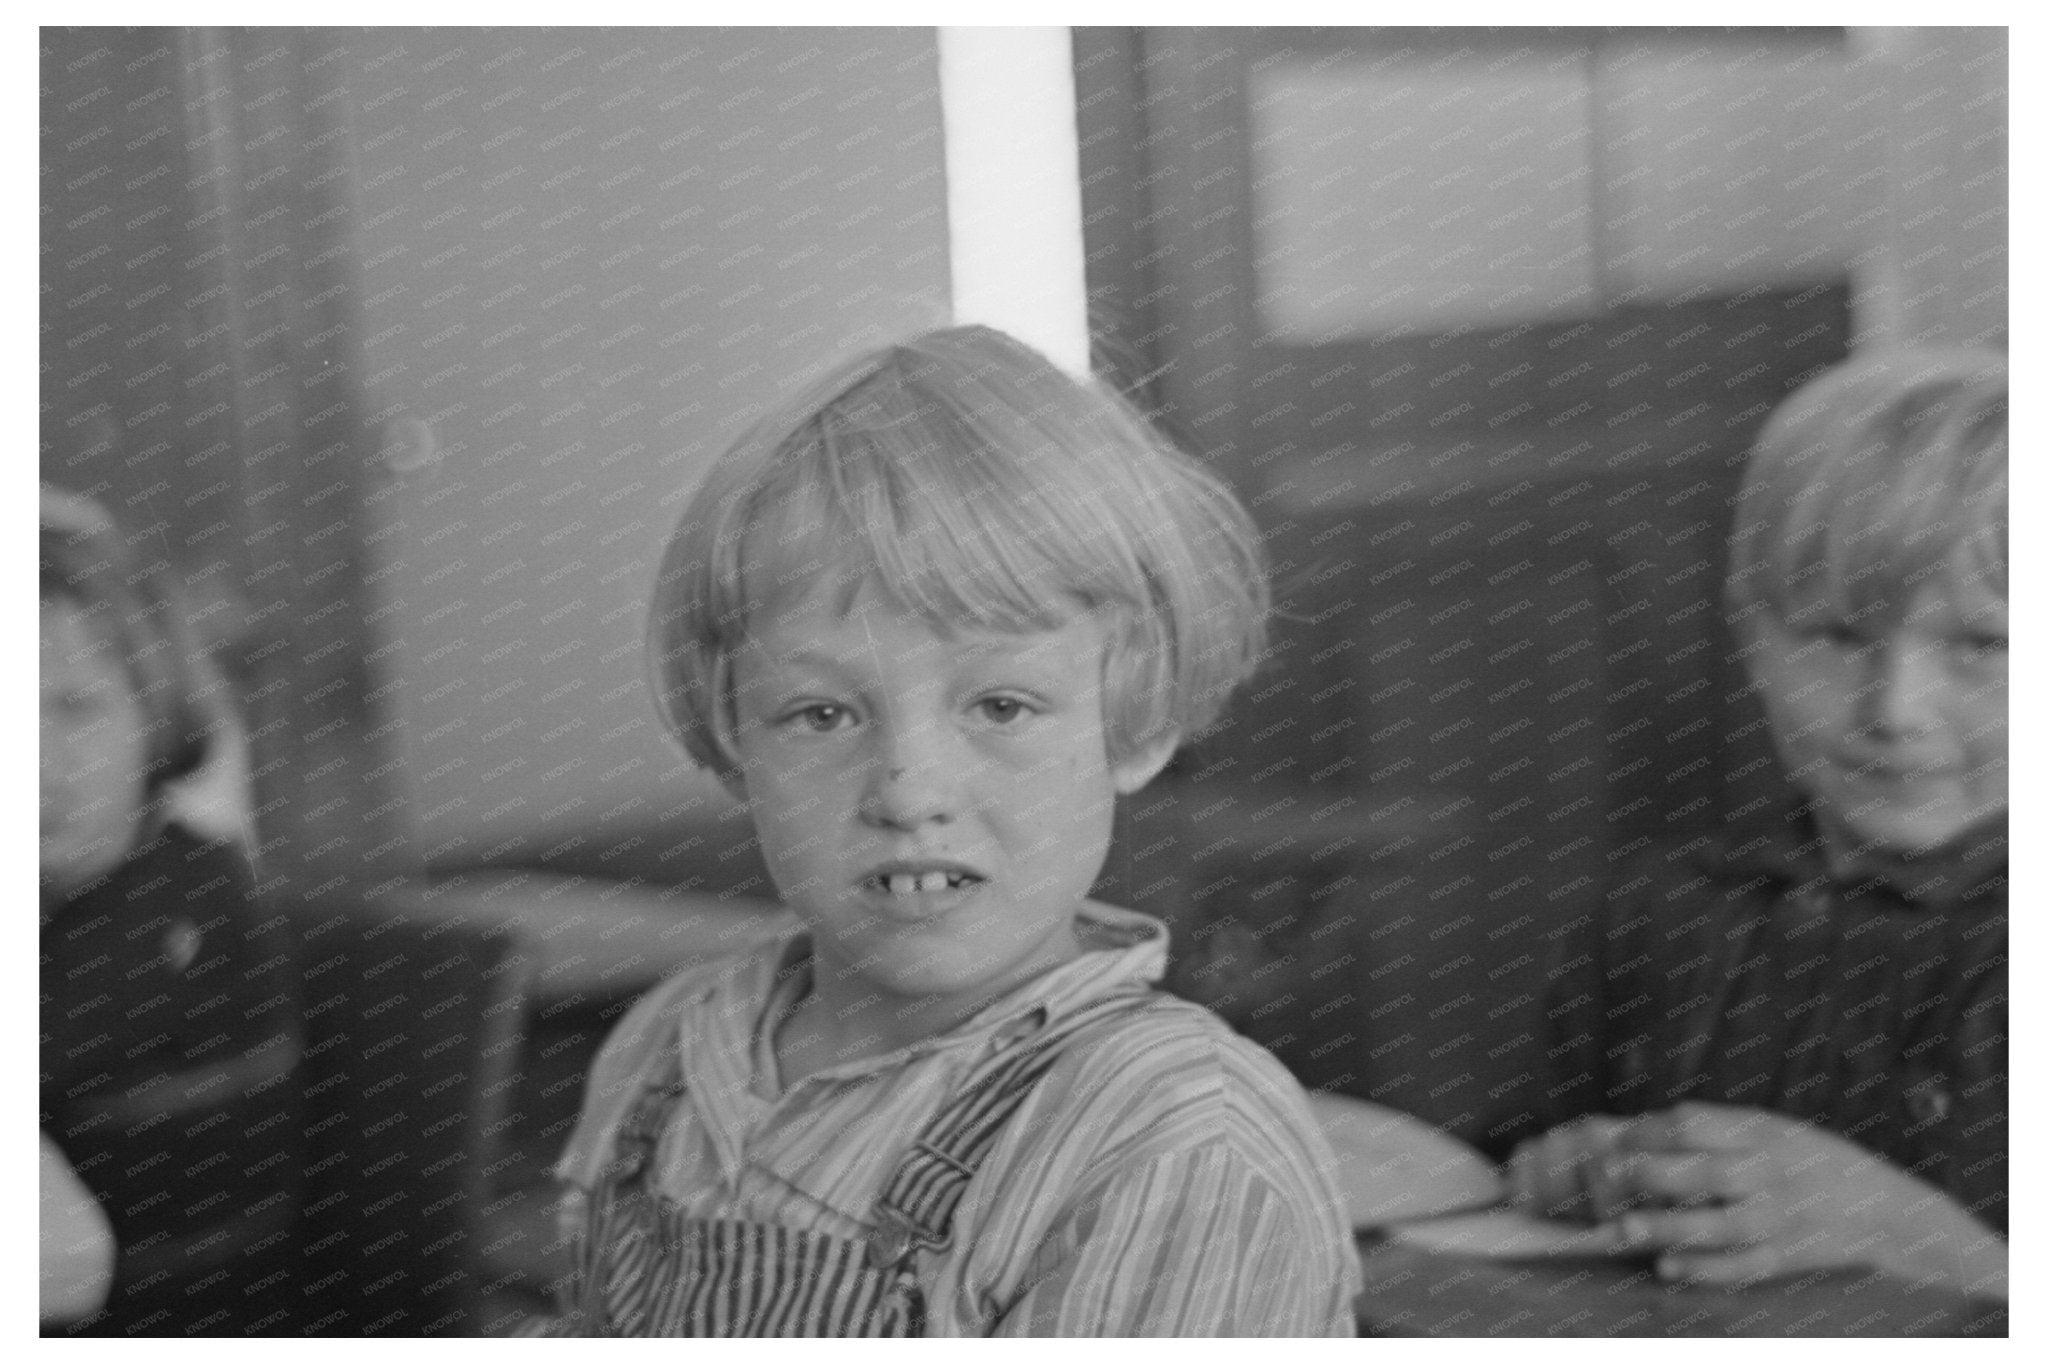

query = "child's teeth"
[[877, 871, 972, 894]]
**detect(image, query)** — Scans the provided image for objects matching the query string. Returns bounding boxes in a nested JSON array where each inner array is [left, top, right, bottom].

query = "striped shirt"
[[552, 903, 1361, 1336]]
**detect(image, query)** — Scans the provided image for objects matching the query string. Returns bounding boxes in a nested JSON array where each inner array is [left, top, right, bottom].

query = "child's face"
[[41, 598, 151, 893], [727, 581, 1171, 1018], [1747, 560, 2007, 857]]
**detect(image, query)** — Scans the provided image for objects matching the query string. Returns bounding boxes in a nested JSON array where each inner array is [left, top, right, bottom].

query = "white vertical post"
[[937, 26, 1090, 375], [1846, 26, 1907, 351]]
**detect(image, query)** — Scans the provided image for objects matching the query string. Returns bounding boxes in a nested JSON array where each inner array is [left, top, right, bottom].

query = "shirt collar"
[[737, 901, 1169, 1088], [1716, 798, 2008, 913]]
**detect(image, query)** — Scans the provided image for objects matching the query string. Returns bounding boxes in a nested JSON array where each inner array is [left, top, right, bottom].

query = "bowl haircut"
[[647, 325, 1270, 782], [1727, 347, 2007, 631], [40, 488, 217, 794]]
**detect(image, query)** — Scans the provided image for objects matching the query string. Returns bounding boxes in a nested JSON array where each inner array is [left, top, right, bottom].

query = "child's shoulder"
[[586, 934, 789, 1081], [1045, 988, 1319, 1131], [558, 934, 792, 1184], [985, 989, 1344, 1216]]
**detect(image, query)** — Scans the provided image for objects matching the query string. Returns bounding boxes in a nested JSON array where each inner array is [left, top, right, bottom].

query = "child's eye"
[[1952, 633, 2008, 665], [1798, 621, 1878, 660], [785, 703, 853, 733], [973, 695, 1035, 725], [1816, 622, 1866, 648]]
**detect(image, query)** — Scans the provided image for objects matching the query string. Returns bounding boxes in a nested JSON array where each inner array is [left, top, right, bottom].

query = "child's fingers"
[[1595, 1148, 1764, 1210], [1624, 1101, 1776, 1152], [1612, 1202, 1769, 1257], [1508, 1120, 1629, 1219]]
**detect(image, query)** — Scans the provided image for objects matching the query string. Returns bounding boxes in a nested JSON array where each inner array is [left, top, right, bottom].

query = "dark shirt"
[[40, 823, 305, 1335], [1544, 807, 2007, 1233]]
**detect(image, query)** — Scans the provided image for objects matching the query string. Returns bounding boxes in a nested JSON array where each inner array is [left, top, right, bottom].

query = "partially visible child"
[[40, 487, 304, 1335], [39, 1131, 114, 1327], [1512, 348, 2008, 1300], [537, 326, 1360, 1335]]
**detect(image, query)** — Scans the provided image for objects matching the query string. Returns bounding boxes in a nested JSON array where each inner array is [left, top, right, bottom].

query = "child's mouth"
[[864, 870, 984, 895]]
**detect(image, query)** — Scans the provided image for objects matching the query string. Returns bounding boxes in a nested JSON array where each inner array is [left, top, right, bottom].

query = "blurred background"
[[40, 25, 2005, 1334]]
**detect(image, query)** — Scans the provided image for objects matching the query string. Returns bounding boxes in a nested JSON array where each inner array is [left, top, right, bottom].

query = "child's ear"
[[714, 766, 749, 804], [705, 721, 751, 804], [1110, 730, 1179, 796]]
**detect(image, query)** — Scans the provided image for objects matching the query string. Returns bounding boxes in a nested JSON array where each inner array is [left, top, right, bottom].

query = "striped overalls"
[[553, 990, 1152, 1336]]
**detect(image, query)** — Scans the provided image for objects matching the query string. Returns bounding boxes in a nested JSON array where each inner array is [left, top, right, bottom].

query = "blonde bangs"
[[1732, 348, 2008, 626], [743, 404, 1145, 642]]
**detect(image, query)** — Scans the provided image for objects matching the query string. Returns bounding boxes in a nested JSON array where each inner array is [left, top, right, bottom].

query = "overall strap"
[[568, 1047, 692, 1337], [867, 988, 1156, 1271], [601, 1046, 690, 1184]]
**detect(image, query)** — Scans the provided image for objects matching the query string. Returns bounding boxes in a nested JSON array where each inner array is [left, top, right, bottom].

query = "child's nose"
[[858, 726, 963, 831], [1856, 637, 1946, 737]]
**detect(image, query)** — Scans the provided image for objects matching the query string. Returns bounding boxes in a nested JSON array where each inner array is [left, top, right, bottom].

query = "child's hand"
[[1503, 1114, 1635, 1222], [1594, 1103, 2006, 1297]]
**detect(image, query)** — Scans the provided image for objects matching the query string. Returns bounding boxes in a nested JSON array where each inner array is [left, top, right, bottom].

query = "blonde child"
[[536, 326, 1360, 1335], [1512, 349, 2007, 1301]]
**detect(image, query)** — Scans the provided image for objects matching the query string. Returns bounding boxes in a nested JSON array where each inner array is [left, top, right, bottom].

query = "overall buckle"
[[867, 1202, 942, 1273]]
